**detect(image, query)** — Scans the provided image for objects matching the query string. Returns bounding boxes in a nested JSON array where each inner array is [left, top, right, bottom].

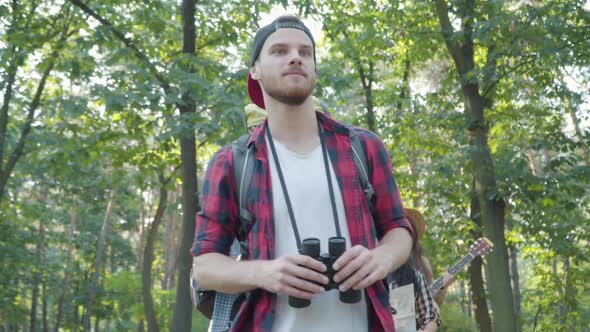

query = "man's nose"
[[289, 51, 303, 65]]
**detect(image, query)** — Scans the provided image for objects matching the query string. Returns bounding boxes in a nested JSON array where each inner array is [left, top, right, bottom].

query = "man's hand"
[[255, 254, 329, 300], [331, 245, 390, 292]]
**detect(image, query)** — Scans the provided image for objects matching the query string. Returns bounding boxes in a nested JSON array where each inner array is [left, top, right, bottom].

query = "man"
[[192, 15, 413, 332], [204, 96, 331, 332]]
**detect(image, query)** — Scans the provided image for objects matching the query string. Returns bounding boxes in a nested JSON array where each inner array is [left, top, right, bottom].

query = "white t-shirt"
[[267, 137, 368, 332]]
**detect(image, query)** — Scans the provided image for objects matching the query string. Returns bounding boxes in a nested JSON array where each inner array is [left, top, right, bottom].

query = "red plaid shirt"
[[192, 112, 413, 331]]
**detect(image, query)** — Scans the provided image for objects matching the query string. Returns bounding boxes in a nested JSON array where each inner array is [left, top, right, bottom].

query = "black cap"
[[250, 15, 316, 67]]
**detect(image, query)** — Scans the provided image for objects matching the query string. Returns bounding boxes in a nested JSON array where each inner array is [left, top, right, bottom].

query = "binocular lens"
[[328, 236, 346, 256], [301, 238, 320, 257]]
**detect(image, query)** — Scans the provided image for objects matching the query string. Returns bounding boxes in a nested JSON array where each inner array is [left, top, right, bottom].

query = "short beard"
[[264, 78, 315, 106]]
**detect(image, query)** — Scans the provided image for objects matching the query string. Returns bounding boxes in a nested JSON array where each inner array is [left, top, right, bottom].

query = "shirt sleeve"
[[414, 270, 441, 328], [191, 146, 240, 257], [358, 128, 414, 239]]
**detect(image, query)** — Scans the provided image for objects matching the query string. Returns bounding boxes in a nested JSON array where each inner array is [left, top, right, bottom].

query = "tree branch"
[[434, 0, 466, 74], [462, 0, 475, 70], [68, 0, 172, 94], [339, 30, 369, 91], [2, 53, 57, 186], [397, 44, 411, 113], [368, 61, 374, 92], [481, 44, 498, 94], [0, 47, 24, 172], [481, 54, 538, 99]]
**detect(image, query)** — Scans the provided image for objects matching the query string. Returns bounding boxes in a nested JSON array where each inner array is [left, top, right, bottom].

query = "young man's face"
[[250, 28, 316, 106]]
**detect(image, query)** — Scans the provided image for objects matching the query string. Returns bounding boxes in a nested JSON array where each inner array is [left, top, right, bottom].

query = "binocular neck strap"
[[266, 124, 342, 250]]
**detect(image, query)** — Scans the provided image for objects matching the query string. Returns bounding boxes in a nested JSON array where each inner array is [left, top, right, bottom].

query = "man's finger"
[[332, 246, 363, 271], [286, 260, 329, 285], [352, 269, 381, 290], [333, 251, 369, 283], [281, 274, 326, 294], [339, 263, 373, 291], [290, 254, 327, 273], [275, 283, 318, 300]]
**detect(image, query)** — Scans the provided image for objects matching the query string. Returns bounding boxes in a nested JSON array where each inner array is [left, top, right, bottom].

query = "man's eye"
[[273, 49, 287, 55], [301, 50, 312, 57]]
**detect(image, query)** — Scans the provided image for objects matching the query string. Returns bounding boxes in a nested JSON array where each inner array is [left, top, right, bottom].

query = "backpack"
[[191, 125, 376, 321]]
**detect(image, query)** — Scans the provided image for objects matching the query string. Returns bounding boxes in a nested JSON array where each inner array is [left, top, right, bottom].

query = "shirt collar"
[[247, 111, 350, 151]]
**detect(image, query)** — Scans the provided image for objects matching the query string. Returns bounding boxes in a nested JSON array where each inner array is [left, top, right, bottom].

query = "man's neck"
[[265, 97, 320, 155]]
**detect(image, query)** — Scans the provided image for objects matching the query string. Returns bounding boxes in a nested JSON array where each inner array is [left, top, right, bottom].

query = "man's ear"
[[250, 65, 261, 80]]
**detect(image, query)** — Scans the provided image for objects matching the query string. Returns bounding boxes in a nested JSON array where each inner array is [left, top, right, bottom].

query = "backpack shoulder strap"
[[231, 134, 255, 248], [348, 127, 375, 212]]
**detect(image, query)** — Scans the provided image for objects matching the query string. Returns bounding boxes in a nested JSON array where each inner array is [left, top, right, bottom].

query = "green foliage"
[[1, 0, 588, 331], [439, 304, 477, 332]]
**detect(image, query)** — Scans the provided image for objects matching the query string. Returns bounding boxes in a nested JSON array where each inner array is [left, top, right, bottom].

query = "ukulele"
[[429, 237, 494, 296]]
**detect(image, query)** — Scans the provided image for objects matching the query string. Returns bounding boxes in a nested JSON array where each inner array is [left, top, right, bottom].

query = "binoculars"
[[289, 236, 362, 308]]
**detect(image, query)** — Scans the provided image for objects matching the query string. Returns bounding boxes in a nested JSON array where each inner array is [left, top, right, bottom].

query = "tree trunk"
[[138, 197, 146, 272], [506, 217, 522, 332], [564, 89, 589, 165], [553, 258, 563, 324], [73, 282, 80, 326], [509, 246, 521, 328], [532, 305, 542, 332], [83, 191, 116, 331], [42, 282, 48, 332], [143, 184, 168, 332], [0, 50, 58, 205], [469, 257, 492, 332], [136, 196, 146, 332], [171, 1, 198, 331], [396, 46, 420, 205], [467, 283, 473, 318], [463, 80, 516, 332], [30, 220, 45, 332], [163, 187, 179, 290], [556, 257, 572, 328], [458, 280, 468, 316], [563, 257, 571, 329], [396, 45, 411, 114], [434, 1, 517, 330], [55, 208, 77, 332], [357, 60, 376, 133], [469, 184, 493, 332], [0, 47, 24, 199]]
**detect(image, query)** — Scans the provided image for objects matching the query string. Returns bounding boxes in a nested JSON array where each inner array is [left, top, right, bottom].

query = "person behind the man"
[[389, 209, 441, 332], [192, 15, 413, 332], [405, 209, 455, 308]]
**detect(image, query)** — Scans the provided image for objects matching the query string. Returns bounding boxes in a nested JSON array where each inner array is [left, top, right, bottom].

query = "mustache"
[[282, 68, 307, 76]]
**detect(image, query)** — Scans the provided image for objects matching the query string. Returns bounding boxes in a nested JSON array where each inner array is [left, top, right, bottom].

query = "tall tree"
[[83, 191, 116, 331], [30, 219, 45, 332], [433, 1, 517, 330], [143, 171, 176, 332], [469, 184, 493, 332], [170, 1, 198, 329], [54, 207, 77, 332]]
